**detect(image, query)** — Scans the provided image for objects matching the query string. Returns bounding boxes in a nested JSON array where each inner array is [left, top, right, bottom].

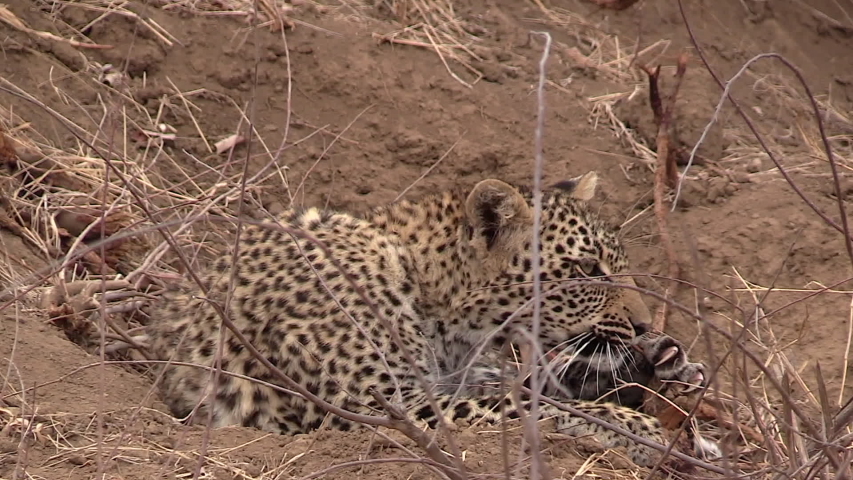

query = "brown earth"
[[1, 0, 853, 478]]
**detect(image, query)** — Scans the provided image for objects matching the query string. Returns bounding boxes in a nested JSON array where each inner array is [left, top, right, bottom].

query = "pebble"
[[746, 157, 762, 173]]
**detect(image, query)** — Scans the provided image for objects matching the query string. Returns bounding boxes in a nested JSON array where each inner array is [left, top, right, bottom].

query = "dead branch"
[[641, 53, 689, 332], [369, 390, 466, 480]]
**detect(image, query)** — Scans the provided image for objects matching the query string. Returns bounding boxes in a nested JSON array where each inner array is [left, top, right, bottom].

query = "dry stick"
[[6, 314, 25, 479], [289, 104, 374, 208], [90, 93, 157, 471], [194, 15, 267, 477], [11, 381, 35, 480], [781, 369, 802, 477], [498, 345, 512, 480], [526, 29, 552, 480], [690, 227, 775, 474], [393, 132, 465, 203], [678, 2, 853, 470], [646, 234, 800, 480], [675, 0, 853, 274], [0, 295, 22, 403], [369, 391, 465, 480], [837, 454, 853, 480], [510, 373, 534, 479], [94, 94, 121, 480], [640, 54, 688, 332], [815, 364, 844, 470], [741, 361, 783, 464], [732, 238, 804, 472], [366, 427, 454, 480], [271, 26, 294, 204]]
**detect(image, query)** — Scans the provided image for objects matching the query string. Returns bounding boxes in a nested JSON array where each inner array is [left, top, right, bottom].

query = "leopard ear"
[[465, 179, 531, 250], [551, 171, 598, 201]]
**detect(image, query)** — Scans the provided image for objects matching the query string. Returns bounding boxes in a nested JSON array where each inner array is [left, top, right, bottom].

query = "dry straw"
[[1, 0, 852, 478]]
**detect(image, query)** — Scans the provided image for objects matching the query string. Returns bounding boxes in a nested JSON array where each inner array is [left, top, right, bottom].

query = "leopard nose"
[[632, 322, 650, 336]]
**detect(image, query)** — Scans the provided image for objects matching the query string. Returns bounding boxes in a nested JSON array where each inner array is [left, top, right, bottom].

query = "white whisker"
[[578, 343, 599, 396]]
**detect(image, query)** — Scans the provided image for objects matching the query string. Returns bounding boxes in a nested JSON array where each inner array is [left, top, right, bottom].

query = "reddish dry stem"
[[642, 54, 690, 331]]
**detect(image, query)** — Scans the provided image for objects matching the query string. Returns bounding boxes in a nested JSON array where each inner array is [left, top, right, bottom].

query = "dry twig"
[[640, 53, 689, 332]]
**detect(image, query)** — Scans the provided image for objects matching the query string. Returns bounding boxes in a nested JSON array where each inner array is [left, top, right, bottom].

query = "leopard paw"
[[634, 333, 706, 394]]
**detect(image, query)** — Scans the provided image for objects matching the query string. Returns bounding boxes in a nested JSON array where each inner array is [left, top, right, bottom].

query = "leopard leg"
[[402, 389, 674, 467], [555, 401, 671, 467]]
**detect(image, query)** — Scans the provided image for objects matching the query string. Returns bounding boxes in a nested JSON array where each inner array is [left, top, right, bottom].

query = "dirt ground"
[[2, 0, 853, 478]]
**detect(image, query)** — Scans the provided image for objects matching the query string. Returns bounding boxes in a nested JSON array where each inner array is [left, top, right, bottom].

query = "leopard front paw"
[[555, 403, 676, 468], [634, 333, 706, 394]]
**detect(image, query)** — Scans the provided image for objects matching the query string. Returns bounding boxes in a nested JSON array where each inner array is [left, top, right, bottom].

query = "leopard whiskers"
[[607, 343, 624, 405], [618, 337, 638, 370], [578, 342, 601, 397], [555, 334, 593, 381]]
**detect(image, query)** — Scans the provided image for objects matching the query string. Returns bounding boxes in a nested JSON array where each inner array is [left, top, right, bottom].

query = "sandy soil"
[[2, 0, 853, 478]]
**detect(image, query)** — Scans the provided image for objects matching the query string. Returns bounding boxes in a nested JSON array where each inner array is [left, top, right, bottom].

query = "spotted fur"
[[147, 172, 707, 467]]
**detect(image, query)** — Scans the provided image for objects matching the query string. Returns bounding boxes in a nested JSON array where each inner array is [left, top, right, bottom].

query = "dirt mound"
[[2, 0, 853, 478]]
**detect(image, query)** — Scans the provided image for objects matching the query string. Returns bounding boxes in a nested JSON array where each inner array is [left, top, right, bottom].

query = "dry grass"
[[1, 0, 851, 479], [0, 406, 341, 479], [157, 0, 492, 87], [746, 70, 853, 172], [348, 0, 491, 88], [521, 1, 676, 173], [0, 69, 292, 354], [525, 3, 853, 480]]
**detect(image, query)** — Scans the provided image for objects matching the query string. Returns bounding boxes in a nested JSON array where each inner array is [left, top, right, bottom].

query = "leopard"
[[146, 171, 711, 467]]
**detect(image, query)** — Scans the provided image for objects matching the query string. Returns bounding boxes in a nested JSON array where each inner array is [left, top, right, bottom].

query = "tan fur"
[[146, 172, 706, 467]]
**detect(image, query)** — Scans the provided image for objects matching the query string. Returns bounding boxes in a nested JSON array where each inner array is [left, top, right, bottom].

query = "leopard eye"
[[576, 260, 605, 278]]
